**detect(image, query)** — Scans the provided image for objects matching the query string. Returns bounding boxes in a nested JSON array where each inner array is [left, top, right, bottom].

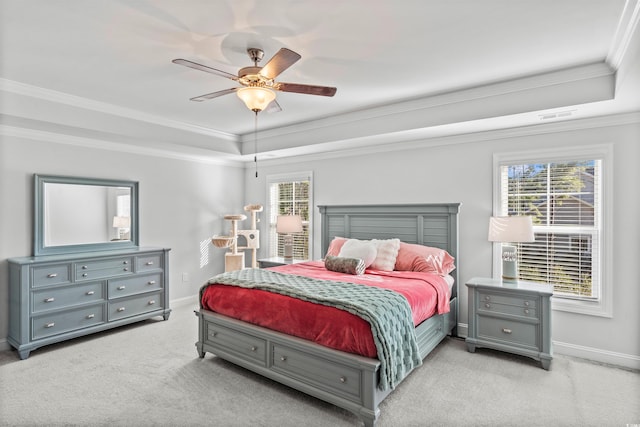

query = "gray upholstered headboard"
[[318, 203, 461, 298]]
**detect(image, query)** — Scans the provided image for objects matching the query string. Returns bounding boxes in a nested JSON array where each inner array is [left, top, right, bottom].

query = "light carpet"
[[1, 298, 638, 427]]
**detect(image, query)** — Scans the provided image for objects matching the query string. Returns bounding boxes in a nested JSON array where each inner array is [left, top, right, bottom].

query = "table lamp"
[[488, 216, 535, 281], [276, 214, 303, 260]]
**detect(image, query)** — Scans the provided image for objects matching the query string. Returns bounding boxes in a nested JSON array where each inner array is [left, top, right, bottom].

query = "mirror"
[[34, 175, 139, 256]]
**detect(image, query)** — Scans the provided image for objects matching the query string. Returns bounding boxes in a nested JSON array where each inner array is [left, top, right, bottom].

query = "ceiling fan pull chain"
[[254, 111, 259, 178]]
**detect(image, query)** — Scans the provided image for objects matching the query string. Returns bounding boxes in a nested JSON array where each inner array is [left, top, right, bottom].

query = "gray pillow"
[[324, 255, 366, 275]]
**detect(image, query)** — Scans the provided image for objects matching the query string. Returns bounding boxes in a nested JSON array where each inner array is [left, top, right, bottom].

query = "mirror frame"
[[34, 174, 139, 256]]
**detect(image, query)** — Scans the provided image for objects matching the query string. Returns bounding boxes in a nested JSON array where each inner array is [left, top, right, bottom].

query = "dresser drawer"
[[204, 322, 267, 366], [477, 315, 539, 350], [272, 344, 362, 402], [76, 257, 133, 281], [478, 301, 538, 318], [108, 273, 163, 298], [31, 303, 105, 340], [32, 264, 71, 288], [32, 282, 105, 314], [108, 292, 163, 321], [136, 254, 162, 272]]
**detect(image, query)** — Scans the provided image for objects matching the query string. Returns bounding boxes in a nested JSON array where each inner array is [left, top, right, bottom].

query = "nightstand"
[[466, 277, 553, 370], [257, 257, 306, 268]]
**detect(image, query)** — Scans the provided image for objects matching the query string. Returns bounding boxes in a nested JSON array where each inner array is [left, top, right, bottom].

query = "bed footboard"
[[196, 301, 456, 427]]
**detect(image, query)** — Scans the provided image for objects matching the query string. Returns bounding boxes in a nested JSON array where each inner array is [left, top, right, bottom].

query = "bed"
[[196, 203, 460, 426]]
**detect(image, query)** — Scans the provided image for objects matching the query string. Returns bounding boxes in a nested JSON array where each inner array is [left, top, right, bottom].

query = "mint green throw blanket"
[[208, 268, 422, 391]]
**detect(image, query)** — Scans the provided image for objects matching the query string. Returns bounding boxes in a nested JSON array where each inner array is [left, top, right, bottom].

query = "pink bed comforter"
[[201, 261, 450, 358]]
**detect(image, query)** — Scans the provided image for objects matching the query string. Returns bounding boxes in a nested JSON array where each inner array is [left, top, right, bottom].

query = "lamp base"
[[501, 245, 518, 282]]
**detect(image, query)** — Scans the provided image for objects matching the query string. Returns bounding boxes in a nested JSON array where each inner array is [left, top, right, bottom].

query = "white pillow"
[[338, 239, 377, 268], [370, 238, 401, 271]]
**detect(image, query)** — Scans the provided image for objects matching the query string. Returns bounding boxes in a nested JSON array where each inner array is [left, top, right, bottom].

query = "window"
[[494, 145, 612, 317], [267, 172, 312, 260]]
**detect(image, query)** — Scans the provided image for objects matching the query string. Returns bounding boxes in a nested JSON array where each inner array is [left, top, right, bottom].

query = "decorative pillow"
[[325, 237, 347, 257], [394, 242, 456, 275], [324, 255, 366, 275], [370, 238, 401, 271], [338, 239, 377, 267]]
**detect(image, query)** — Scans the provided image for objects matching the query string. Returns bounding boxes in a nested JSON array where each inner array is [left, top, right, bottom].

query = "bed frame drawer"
[[272, 343, 362, 402], [204, 321, 267, 366]]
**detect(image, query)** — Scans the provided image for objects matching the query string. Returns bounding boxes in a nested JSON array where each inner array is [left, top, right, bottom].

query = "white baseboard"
[[456, 322, 639, 370], [553, 340, 640, 371], [0, 338, 9, 352]]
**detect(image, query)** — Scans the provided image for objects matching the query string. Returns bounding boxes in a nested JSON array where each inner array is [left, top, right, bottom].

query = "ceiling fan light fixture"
[[237, 86, 276, 112]]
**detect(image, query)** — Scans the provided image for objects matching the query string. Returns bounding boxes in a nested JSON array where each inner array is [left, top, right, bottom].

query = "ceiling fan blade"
[[264, 100, 282, 114], [277, 82, 337, 97], [259, 48, 301, 80], [190, 88, 238, 102], [172, 59, 238, 80]]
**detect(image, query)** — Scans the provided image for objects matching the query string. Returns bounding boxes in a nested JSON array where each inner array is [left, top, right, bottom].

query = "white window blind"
[[266, 172, 312, 260], [499, 160, 601, 300]]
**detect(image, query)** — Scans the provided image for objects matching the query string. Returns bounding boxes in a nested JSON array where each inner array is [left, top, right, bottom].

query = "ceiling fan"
[[172, 47, 337, 112]]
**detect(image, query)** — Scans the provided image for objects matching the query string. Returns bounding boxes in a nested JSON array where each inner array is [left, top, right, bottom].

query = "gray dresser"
[[8, 247, 171, 359], [465, 277, 553, 369]]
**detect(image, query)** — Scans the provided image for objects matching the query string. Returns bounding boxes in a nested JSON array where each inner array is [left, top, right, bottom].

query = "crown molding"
[[0, 78, 238, 142], [606, 0, 640, 68], [253, 111, 640, 167], [0, 124, 244, 167]]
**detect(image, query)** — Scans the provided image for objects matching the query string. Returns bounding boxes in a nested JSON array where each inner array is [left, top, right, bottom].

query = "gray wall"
[[244, 118, 640, 369], [0, 136, 244, 343]]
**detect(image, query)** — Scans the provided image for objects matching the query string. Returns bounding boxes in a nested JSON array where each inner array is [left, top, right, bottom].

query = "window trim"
[[493, 144, 613, 317], [266, 171, 314, 260]]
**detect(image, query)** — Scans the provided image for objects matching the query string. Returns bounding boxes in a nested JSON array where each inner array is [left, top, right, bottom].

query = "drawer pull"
[[280, 356, 287, 362], [82, 265, 88, 270], [339, 376, 346, 383], [524, 301, 530, 307], [148, 300, 156, 305], [485, 303, 490, 309], [44, 297, 55, 303], [502, 328, 512, 334], [123, 261, 129, 265], [484, 295, 490, 301], [82, 273, 88, 277], [117, 286, 126, 290], [145, 261, 154, 266], [250, 346, 257, 352], [123, 268, 129, 272], [117, 307, 126, 312], [148, 280, 156, 285], [45, 322, 55, 328], [524, 309, 530, 315], [211, 331, 218, 337], [86, 314, 95, 319], [86, 291, 95, 296], [47, 273, 58, 278]]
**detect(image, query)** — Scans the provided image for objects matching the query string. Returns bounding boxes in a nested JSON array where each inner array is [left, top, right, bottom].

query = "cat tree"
[[211, 204, 263, 272]]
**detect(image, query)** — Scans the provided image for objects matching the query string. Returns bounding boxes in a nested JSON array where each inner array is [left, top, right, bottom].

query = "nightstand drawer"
[[478, 301, 538, 318], [477, 315, 538, 349], [478, 291, 537, 309]]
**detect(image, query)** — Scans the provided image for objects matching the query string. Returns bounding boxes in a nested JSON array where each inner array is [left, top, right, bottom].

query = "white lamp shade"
[[488, 216, 535, 243], [112, 216, 131, 228], [276, 215, 303, 234], [237, 87, 276, 112]]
